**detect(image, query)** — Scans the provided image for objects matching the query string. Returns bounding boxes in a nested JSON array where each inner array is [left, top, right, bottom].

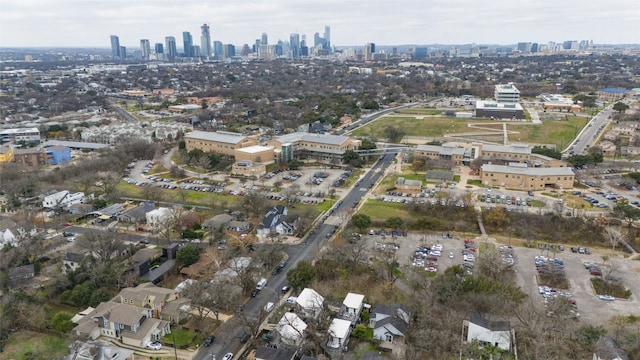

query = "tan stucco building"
[[234, 145, 275, 163], [184, 130, 258, 157], [231, 161, 266, 178], [268, 132, 360, 163], [480, 163, 575, 190]]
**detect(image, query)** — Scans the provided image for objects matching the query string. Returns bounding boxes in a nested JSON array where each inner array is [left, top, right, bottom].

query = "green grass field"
[[394, 108, 444, 115], [352, 113, 589, 148], [357, 199, 411, 223], [2, 331, 68, 360], [351, 116, 488, 138]]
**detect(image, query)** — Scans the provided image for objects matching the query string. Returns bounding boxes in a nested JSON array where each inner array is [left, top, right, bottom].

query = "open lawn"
[[357, 199, 411, 224], [394, 108, 444, 115], [353, 114, 588, 149], [164, 327, 197, 348], [2, 330, 68, 360], [317, 199, 336, 212], [507, 116, 588, 148], [377, 173, 425, 193], [352, 116, 488, 139]]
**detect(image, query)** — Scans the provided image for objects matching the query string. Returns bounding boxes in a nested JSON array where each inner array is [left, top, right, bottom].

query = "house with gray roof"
[[72, 301, 171, 349], [258, 205, 297, 236], [369, 304, 410, 345], [255, 346, 297, 360], [9, 264, 35, 290], [63, 252, 85, 273]]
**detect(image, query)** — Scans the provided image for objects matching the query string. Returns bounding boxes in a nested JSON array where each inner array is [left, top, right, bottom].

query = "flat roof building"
[[480, 163, 574, 190], [184, 131, 258, 157], [268, 132, 360, 164], [494, 84, 520, 103], [475, 101, 525, 120]]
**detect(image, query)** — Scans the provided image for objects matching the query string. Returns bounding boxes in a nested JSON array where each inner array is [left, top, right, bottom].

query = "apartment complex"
[[0, 127, 41, 145]]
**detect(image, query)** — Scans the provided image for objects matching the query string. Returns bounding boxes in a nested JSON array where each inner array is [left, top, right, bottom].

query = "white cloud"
[[0, 0, 638, 47]]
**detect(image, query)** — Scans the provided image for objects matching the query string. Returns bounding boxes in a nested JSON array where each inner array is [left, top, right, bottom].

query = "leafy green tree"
[[93, 198, 107, 209], [360, 138, 377, 150], [361, 99, 380, 110], [385, 216, 404, 229], [532, 146, 562, 160], [343, 150, 364, 167], [613, 102, 629, 113], [176, 243, 201, 266], [288, 159, 304, 169], [351, 214, 372, 233], [286, 261, 316, 292], [51, 312, 75, 333]]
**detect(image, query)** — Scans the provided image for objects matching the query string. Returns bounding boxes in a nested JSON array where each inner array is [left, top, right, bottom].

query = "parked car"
[[222, 353, 234, 360], [146, 341, 162, 350], [240, 333, 251, 343], [598, 295, 615, 301], [251, 289, 260, 298], [204, 335, 215, 347], [281, 285, 291, 293]]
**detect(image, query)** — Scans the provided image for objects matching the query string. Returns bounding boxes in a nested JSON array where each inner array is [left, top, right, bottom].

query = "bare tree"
[[77, 231, 125, 262], [181, 279, 239, 331]]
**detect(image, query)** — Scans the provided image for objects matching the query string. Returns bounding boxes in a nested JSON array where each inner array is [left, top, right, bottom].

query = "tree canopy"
[[286, 260, 316, 292], [176, 243, 201, 266]]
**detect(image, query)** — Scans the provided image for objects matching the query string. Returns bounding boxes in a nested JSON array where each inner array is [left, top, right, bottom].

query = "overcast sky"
[[1, 0, 639, 48]]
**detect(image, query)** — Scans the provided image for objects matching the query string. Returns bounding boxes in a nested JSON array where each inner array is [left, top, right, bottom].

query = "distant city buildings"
[[107, 26, 603, 63], [200, 23, 212, 59]]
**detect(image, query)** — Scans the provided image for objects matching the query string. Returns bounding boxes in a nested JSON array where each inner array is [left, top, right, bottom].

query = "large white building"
[[0, 127, 41, 145], [494, 84, 520, 103], [43, 190, 90, 209]]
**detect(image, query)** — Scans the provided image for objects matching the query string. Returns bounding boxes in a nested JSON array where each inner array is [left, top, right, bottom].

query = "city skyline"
[[0, 0, 639, 48]]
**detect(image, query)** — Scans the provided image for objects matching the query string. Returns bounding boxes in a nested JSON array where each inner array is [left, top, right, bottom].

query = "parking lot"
[[513, 246, 640, 323], [363, 231, 470, 275]]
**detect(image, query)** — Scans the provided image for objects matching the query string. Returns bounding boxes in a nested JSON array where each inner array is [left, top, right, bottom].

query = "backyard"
[[1, 330, 68, 360]]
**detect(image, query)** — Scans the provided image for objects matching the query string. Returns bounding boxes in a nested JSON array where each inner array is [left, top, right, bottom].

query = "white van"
[[256, 278, 267, 291]]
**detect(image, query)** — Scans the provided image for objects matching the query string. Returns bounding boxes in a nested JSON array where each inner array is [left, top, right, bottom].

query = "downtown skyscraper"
[[140, 39, 151, 60], [200, 23, 212, 59], [165, 36, 177, 61], [183, 31, 193, 57], [110, 35, 120, 59]]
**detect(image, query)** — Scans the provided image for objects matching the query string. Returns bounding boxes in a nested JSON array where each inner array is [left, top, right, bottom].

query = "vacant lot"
[[2, 330, 69, 360], [352, 116, 489, 139], [358, 199, 411, 224], [353, 112, 588, 149]]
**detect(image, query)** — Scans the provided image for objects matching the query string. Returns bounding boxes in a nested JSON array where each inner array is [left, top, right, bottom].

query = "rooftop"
[[481, 163, 575, 176], [185, 130, 248, 144], [343, 292, 365, 309], [275, 132, 350, 146]]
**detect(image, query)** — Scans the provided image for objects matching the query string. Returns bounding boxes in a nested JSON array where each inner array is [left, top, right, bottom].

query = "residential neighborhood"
[[1, 41, 640, 360]]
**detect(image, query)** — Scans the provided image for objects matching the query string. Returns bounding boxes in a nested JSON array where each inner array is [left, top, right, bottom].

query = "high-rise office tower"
[[200, 24, 212, 58], [140, 39, 151, 61], [290, 33, 300, 59], [119, 46, 127, 60], [110, 35, 121, 60], [155, 43, 164, 54], [517, 42, 532, 52], [223, 44, 235, 58], [213, 41, 223, 60], [364, 43, 375, 61], [165, 36, 177, 61], [261, 33, 268, 45], [530, 43, 539, 53], [324, 25, 331, 49], [183, 31, 193, 57]]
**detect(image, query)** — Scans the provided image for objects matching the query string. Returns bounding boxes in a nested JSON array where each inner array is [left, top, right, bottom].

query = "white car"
[[222, 353, 234, 360], [448, 252, 454, 259], [599, 295, 615, 301], [463, 254, 475, 262], [432, 244, 443, 251], [146, 341, 162, 350]]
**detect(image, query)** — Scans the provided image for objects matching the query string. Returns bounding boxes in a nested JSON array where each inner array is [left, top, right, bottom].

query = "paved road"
[[569, 107, 614, 155], [195, 150, 398, 360]]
